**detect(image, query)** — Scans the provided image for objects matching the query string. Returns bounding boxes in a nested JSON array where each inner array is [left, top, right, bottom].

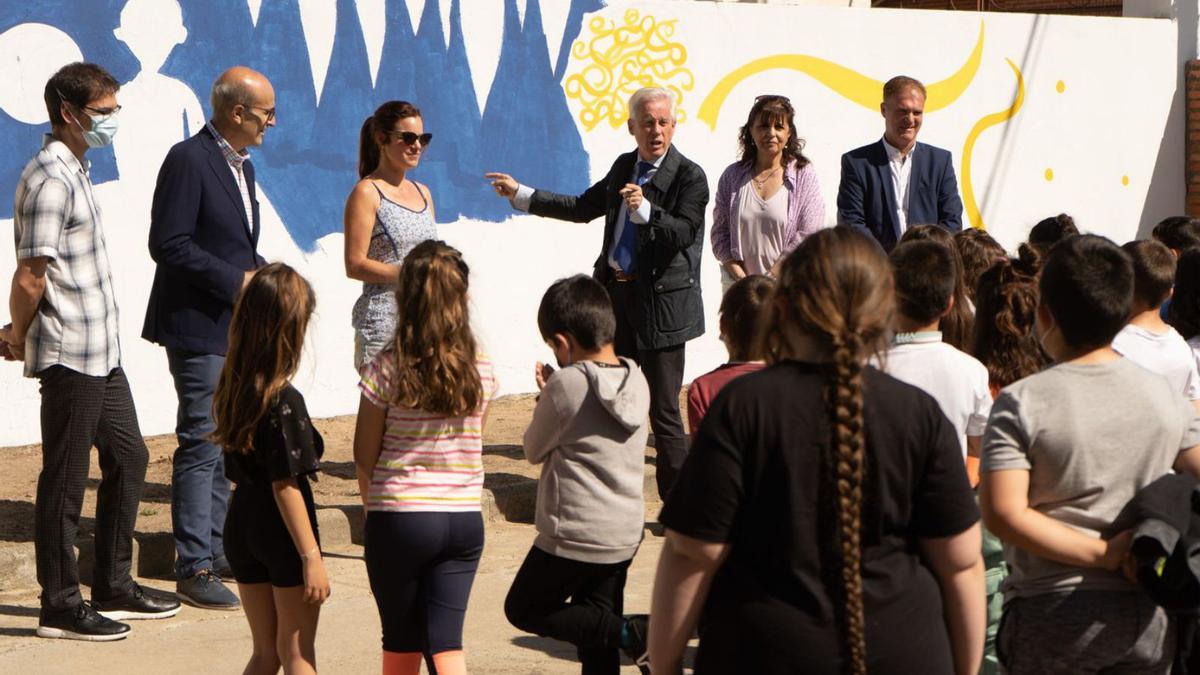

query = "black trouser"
[[35, 366, 148, 611], [504, 546, 632, 675], [607, 278, 688, 500], [364, 511, 484, 655]]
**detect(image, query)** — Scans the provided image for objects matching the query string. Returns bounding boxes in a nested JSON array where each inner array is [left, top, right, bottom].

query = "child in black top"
[[212, 263, 328, 674], [649, 227, 985, 675]]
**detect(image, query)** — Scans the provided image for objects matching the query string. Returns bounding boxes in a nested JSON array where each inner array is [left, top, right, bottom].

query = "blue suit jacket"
[[142, 125, 264, 355], [836, 140, 963, 251]]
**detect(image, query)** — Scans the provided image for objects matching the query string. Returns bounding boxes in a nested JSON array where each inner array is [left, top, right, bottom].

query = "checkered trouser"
[[35, 366, 148, 610]]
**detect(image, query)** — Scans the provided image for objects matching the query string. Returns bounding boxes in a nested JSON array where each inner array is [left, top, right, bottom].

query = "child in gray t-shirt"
[[981, 235, 1200, 675]]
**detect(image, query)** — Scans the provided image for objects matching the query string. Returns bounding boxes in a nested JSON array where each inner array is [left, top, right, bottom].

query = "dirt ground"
[[0, 393, 556, 544], [0, 392, 686, 673]]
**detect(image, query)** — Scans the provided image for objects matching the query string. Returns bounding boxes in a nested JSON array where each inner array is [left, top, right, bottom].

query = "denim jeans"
[[166, 349, 229, 579]]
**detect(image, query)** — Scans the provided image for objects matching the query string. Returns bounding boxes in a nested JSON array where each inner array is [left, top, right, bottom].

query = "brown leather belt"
[[613, 270, 638, 282]]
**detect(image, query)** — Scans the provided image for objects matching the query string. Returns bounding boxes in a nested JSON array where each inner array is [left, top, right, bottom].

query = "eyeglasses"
[[754, 94, 791, 105], [389, 131, 433, 147], [243, 105, 276, 122], [56, 90, 121, 121]]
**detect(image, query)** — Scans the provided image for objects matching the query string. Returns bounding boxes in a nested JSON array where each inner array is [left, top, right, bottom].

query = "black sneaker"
[[621, 614, 650, 674], [37, 601, 131, 642], [94, 583, 182, 620], [176, 570, 240, 611]]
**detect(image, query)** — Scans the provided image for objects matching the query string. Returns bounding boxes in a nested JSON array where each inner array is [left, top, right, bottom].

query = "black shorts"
[[223, 481, 320, 587]]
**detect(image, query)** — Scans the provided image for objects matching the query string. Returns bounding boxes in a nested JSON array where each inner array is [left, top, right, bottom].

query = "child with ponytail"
[[353, 240, 497, 675], [213, 263, 328, 675], [648, 227, 985, 674]]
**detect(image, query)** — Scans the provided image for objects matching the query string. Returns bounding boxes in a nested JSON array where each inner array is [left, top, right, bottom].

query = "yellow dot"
[[1045, 168, 1054, 181], [1122, 175, 1130, 186], [1056, 80, 1065, 93]]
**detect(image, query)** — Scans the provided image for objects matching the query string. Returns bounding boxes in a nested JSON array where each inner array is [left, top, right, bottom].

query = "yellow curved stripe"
[[961, 58, 1026, 230], [696, 22, 984, 130]]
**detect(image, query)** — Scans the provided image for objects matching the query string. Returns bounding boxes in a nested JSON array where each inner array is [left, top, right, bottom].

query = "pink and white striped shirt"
[[358, 350, 498, 512]]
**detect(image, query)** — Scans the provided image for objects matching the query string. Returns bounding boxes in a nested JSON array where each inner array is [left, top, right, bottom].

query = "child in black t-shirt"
[[649, 227, 985, 675], [212, 263, 328, 674]]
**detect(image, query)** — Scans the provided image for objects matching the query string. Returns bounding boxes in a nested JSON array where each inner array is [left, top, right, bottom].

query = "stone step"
[[0, 462, 662, 595]]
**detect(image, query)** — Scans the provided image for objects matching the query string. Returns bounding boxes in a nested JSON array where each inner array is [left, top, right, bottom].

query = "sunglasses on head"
[[390, 131, 433, 147], [754, 94, 791, 105]]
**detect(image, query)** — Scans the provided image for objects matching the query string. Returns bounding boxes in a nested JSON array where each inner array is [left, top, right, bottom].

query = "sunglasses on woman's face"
[[390, 131, 433, 147]]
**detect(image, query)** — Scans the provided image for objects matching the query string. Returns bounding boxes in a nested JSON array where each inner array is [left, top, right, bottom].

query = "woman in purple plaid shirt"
[[710, 95, 828, 294]]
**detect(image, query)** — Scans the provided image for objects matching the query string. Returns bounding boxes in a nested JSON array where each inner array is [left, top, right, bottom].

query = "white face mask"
[[78, 112, 119, 148]]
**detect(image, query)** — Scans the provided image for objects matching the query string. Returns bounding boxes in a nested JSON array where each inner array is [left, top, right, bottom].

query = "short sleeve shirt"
[[661, 362, 979, 672], [1112, 324, 1200, 401], [982, 357, 1200, 600], [358, 349, 499, 512], [224, 385, 324, 488], [13, 136, 120, 377], [882, 335, 993, 458]]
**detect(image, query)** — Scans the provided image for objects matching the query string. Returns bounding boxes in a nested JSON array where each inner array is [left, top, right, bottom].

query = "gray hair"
[[628, 87, 675, 122], [210, 78, 254, 119]]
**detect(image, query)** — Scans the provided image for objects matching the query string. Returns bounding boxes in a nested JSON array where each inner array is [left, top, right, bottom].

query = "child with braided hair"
[[648, 227, 985, 674]]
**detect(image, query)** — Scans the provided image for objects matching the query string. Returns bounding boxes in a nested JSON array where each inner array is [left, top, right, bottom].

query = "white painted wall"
[[0, 0, 1184, 446]]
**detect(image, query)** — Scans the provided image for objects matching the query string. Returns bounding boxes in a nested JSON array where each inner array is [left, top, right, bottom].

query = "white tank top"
[[734, 180, 788, 276]]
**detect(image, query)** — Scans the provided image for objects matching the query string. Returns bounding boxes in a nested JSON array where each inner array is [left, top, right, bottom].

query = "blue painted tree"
[[555, 0, 606, 82], [162, 0, 254, 119], [252, 0, 317, 160], [408, 0, 486, 221], [374, 0, 419, 105], [480, 0, 589, 211]]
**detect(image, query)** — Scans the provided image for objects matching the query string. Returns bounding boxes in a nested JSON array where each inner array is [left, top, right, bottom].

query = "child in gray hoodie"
[[504, 275, 652, 675]]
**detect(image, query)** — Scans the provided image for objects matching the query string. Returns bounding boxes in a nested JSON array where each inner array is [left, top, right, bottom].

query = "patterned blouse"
[[350, 181, 437, 359]]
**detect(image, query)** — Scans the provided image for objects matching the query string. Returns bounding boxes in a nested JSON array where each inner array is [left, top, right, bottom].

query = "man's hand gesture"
[[619, 183, 644, 213], [485, 173, 519, 199]]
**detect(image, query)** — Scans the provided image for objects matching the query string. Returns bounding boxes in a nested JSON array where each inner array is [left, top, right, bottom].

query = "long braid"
[[831, 334, 868, 675], [766, 227, 891, 675]]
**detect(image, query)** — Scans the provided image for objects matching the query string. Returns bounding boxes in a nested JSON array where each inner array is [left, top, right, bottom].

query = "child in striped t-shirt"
[[354, 241, 498, 675]]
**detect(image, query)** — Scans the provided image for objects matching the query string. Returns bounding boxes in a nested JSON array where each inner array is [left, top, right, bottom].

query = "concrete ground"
[[0, 519, 666, 674]]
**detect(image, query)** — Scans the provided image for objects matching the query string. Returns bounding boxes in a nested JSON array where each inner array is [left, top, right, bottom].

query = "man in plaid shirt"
[[1, 62, 179, 642]]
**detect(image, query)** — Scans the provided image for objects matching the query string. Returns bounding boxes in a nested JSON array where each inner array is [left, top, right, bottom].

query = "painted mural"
[[0, 1, 1184, 445], [0, 0, 601, 250]]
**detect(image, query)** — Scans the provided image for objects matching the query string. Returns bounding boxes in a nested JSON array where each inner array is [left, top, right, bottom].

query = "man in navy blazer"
[[142, 66, 274, 609], [837, 76, 963, 251]]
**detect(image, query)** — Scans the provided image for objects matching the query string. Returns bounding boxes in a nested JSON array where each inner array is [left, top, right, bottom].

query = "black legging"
[[364, 511, 484, 654]]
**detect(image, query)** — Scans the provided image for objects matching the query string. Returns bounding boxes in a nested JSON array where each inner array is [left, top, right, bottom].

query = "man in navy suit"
[[837, 76, 963, 251], [142, 66, 274, 609]]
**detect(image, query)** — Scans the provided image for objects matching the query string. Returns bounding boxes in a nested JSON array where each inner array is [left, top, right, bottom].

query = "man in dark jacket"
[[486, 87, 709, 499], [837, 75, 963, 251], [142, 66, 273, 609]]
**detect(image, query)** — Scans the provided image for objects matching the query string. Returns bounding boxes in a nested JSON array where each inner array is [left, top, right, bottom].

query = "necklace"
[[752, 166, 781, 192]]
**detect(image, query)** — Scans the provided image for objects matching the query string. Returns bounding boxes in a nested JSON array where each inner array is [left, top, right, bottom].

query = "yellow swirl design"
[[961, 58, 1025, 230], [564, 9, 695, 130], [696, 23, 985, 130]]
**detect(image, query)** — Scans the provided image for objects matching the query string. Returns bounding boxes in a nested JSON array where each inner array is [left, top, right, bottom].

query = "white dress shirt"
[[511, 150, 664, 272], [883, 138, 915, 236]]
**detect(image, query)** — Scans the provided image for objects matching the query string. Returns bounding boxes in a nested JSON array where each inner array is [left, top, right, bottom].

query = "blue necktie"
[[613, 161, 654, 275]]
